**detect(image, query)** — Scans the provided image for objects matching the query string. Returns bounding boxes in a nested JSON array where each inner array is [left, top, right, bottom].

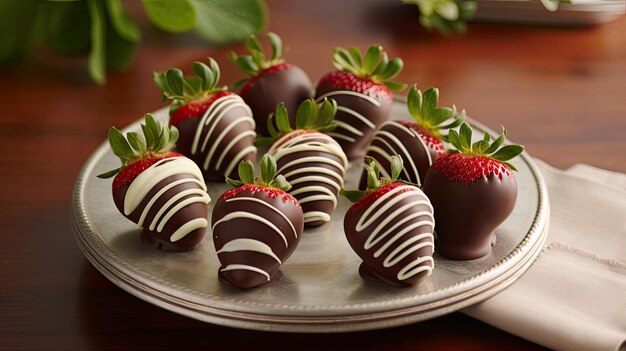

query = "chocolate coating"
[[241, 65, 313, 136], [359, 120, 437, 190], [268, 131, 348, 227], [211, 188, 304, 289], [175, 94, 256, 182], [344, 184, 435, 286], [113, 167, 209, 252], [423, 170, 518, 260], [315, 85, 392, 160]]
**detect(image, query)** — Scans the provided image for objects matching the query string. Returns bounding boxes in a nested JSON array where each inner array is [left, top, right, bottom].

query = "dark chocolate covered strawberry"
[[258, 98, 349, 227], [315, 45, 406, 160], [423, 122, 524, 260], [98, 114, 211, 252], [211, 154, 304, 289], [230, 32, 313, 135], [341, 156, 435, 287], [359, 85, 463, 188], [154, 58, 256, 181]]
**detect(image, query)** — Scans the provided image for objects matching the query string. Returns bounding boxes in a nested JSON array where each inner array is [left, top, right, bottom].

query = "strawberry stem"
[[229, 32, 285, 87], [332, 44, 407, 91], [407, 85, 464, 140]]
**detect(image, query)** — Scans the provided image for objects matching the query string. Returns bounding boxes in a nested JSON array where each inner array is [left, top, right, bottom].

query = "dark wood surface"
[[2, 0, 625, 349]]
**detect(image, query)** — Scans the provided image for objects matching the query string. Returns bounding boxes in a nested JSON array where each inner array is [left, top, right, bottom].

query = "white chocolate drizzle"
[[269, 132, 348, 224], [190, 94, 256, 176], [354, 185, 435, 281], [366, 121, 432, 184], [316, 90, 380, 144], [123, 157, 211, 242]]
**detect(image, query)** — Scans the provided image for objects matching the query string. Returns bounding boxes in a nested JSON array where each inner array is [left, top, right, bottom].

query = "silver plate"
[[72, 100, 549, 332]]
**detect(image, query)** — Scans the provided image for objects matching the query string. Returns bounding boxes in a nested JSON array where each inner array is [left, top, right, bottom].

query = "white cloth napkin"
[[464, 159, 626, 351]]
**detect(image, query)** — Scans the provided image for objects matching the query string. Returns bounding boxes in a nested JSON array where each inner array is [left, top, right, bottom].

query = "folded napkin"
[[464, 160, 626, 351]]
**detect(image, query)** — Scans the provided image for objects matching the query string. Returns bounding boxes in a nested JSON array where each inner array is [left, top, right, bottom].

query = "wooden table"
[[2, 0, 624, 349]]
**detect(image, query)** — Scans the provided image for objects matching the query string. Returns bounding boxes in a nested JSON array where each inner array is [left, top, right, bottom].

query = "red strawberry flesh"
[[432, 153, 513, 185], [221, 184, 301, 207], [240, 63, 293, 97], [351, 182, 411, 210], [317, 71, 392, 102], [169, 91, 233, 127], [112, 152, 182, 190]]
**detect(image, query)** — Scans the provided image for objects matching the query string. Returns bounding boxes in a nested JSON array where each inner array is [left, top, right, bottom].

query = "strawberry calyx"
[[255, 98, 338, 147], [351, 182, 411, 210], [169, 91, 233, 127], [153, 57, 228, 116], [435, 122, 525, 184], [406, 85, 464, 143], [398, 120, 446, 156], [225, 154, 293, 196], [318, 71, 392, 102], [332, 44, 406, 92], [230, 32, 287, 89], [341, 155, 419, 203], [239, 62, 292, 96], [98, 114, 180, 183]]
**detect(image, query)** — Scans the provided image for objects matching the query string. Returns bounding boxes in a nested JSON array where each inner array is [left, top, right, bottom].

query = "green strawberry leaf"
[[237, 159, 255, 185], [490, 144, 525, 161], [364, 44, 381, 74], [106, 0, 141, 43], [127, 132, 146, 153], [143, 0, 196, 33], [260, 153, 277, 184], [390, 155, 403, 181], [267, 32, 282, 62], [191, 0, 266, 45], [274, 103, 292, 134], [87, 0, 106, 85], [97, 167, 122, 179], [225, 177, 245, 188], [340, 189, 366, 203], [270, 175, 291, 192]]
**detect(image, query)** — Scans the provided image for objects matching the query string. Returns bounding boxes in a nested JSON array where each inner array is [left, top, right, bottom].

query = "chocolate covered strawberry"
[[230, 32, 313, 135], [341, 156, 435, 287], [98, 114, 211, 252], [258, 98, 349, 227], [154, 58, 256, 181], [423, 122, 524, 260], [211, 154, 304, 289], [360, 86, 463, 188], [315, 44, 406, 160]]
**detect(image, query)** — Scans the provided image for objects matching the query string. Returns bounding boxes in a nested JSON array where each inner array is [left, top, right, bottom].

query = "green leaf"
[[421, 88, 438, 117], [371, 52, 389, 77], [483, 131, 491, 142], [106, 0, 141, 42], [143, 0, 196, 33], [225, 177, 244, 188], [447, 130, 463, 151], [0, 0, 42, 63], [153, 71, 170, 96], [317, 124, 337, 133], [270, 175, 291, 191], [183, 76, 202, 94], [348, 47, 363, 71], [144, 113, 161, 147], [430, 107, 455, 126], [407, 86, 422, 120], [472, 140, 490, 154], [246, 34, 263, 54], [295, 99, 318, 130], [316, 98, 337, 128], [238, 159, 255, 184], [378, 57, 403, 80], [364, 45, 381, 75], [503, 161, 519, 172], [108, 127, 134, 159], [208, 57, 220, 87], [191, 0, 267, 45], [105, 19, 136, 71], [43, 1, 91, 55], [234, 55, 259, 75], [267, 32, 282, 62], [141, 124, 155, 148], [485, 135, 505, 154], [260, 154, 276, 183], [274, 103, 292, 134], [87, 0, 106, 85], [192, 61, 213, 90], [439, 117, 464, 130], [333, 48, 360, 74], [383, 81, 407, 92], [254, 137, 275, 147], [459, 123, 472, 150], [97, 167, 121, 179], [390, 155, 403, 181], [490, 145, 525, 162], [366, 168, 380, 189], [340, 189, 366, 203], [436, 1, 459, 21], [168, 125, 179, 146], [166, 68, 184, 96], [127, 132, 146, 153]]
